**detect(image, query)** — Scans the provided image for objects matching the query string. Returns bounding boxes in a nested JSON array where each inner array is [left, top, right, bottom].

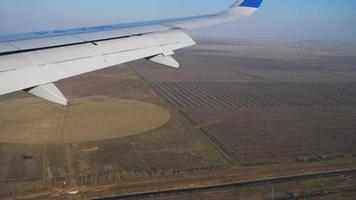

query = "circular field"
[[0, 96, 170, 144]]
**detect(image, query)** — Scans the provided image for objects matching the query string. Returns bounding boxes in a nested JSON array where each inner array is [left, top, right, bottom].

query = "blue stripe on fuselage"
[[240, 0, 263, 8]]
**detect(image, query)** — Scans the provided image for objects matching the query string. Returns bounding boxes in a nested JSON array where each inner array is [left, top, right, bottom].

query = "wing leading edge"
[[0, 0, 263, 105]]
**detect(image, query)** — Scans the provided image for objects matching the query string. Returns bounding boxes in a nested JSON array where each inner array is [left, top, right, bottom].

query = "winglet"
[[222, 0, 263, 18], [239, 0, 264, 8]]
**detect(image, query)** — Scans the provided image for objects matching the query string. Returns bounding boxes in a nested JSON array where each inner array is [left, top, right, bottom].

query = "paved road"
[[93, 168, 356, 200]]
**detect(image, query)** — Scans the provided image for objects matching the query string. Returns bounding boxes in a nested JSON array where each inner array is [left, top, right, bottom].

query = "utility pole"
[[271, 186, 274, 200]]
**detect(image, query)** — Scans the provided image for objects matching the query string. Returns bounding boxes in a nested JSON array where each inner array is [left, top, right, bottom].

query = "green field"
[[0, 96, 170, 144]]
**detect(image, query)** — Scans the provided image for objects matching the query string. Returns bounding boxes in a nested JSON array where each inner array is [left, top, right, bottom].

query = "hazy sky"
[[1, 0, 356, 42]]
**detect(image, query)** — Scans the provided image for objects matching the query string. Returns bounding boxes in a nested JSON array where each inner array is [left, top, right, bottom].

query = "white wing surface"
[[0, 0, 263, 105]]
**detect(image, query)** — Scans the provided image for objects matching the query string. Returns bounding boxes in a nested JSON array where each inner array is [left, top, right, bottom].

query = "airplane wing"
[[0, 0, 263, 105]]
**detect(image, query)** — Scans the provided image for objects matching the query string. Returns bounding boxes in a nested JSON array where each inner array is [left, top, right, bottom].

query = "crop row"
[[151, 81, 356, 108]]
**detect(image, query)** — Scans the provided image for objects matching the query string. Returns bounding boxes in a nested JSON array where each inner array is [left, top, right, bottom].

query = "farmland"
[[0, 39, 355, 199], [0, 65, 229, 197], [134, 39, 356, 163], [147, 81, 356, 160]]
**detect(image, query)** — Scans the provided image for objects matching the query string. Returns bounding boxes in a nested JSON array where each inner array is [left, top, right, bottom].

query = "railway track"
[[93, 168, 356, 200]]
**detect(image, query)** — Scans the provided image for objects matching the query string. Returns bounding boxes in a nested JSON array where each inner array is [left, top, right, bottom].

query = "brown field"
[[133, 39, 356, 163], [146, 81, 356, 160], [150, 81, 356, 108], [189, 107, 356, 160]]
